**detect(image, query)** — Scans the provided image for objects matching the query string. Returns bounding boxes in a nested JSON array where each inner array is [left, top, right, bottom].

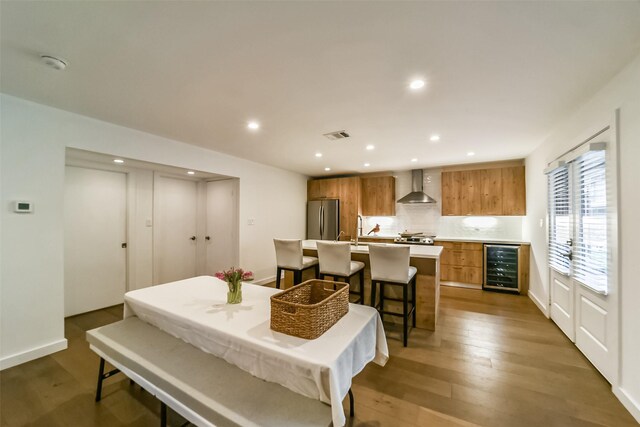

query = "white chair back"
[[273, 239, 303, 270], [316, 241, 351, 276], [369, 244, 411, 283]]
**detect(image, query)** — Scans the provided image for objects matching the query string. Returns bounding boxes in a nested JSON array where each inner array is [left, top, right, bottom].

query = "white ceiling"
[[2, 1, 640, 177]]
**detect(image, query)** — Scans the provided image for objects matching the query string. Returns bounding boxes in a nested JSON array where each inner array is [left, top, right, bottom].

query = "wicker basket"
[[270, 279, 349, 339]]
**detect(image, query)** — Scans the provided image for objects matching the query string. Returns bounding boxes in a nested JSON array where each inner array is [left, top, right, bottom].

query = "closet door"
[[154, 175, 198, 284], [64, 166, 127, 316], [205, 179, 239, 275]]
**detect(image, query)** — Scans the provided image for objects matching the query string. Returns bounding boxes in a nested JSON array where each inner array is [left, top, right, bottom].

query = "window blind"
[[548, 166, 571, 275], [573, 150, 608, 293]]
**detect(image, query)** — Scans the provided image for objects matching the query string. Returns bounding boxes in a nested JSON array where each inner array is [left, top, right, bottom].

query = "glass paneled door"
[[546, 130, 618, 384]]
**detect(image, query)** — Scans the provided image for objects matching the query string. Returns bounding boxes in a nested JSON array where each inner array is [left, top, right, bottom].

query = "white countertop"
[[435, 236, 531, 245], [356, 234, 397, 240], [303, 239, 442, 259]]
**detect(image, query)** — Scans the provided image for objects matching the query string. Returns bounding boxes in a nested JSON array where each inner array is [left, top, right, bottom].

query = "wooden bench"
[[86, 317, 337, 426]]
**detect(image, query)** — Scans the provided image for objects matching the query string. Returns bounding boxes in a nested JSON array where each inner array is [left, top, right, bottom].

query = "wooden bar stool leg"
[[403, 283, 409, 347], [358, 269, 365, 304], [379, 283, 385, 321], [314, 264, 319, 279], [348, 388, 355, 417], [412, 276, 417, 328], [276, 267, 282, 289], [294, 270, 302, 286], [160, 401, 167, 427], [370, 280, 377, 308]]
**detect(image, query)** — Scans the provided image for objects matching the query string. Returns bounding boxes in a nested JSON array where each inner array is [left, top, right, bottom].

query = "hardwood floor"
[[1, 287, 636, 426]]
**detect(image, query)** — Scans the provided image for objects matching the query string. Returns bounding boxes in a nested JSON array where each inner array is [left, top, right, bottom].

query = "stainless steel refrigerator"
[[307, 199, 340, 240]]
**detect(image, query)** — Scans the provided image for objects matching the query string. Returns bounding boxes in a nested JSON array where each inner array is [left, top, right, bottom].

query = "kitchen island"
[[289, 240, 442, 330]]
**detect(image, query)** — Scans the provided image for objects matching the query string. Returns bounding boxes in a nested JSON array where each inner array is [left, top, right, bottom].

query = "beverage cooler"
[[483, 244, 521, 293]]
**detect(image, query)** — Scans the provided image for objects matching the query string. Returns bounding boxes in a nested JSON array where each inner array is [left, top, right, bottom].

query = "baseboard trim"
[[528, 290, 549, 318], [0, 339, 68, 371], [614, 386, 640, 423], [254, 275, 276, 286]]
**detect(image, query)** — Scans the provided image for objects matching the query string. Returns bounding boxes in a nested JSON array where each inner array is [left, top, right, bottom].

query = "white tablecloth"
[[124, 276, 389, 427]]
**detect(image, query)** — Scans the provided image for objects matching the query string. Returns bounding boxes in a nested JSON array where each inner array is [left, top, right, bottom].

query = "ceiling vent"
[[323, 130, 350, 141]]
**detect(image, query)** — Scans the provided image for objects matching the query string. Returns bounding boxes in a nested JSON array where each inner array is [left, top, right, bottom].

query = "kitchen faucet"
[[335, 230, 345, 242], [353, 215, 363, 246]]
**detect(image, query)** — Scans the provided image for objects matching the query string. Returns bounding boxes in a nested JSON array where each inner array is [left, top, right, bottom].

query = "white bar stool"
[[368, 244, 417, 347], [316, 241, 365, 304], [273, 239, 319, 289]]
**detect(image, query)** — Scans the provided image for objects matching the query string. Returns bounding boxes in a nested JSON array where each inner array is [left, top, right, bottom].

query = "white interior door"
[[154, 175, 198, 284], [205, 179, 239, 274], [64, 166, 127, 317]]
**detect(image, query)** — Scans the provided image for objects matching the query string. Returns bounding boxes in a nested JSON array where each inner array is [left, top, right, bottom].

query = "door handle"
[[190, 236, 196, 241], [561, 250, 572, 260], [320, 205, 324, 238], [121, 243, 127, 249], [205, 236, 211, 241]]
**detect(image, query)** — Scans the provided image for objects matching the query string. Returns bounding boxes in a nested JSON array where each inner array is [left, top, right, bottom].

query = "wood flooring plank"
[[1, 287, 637, 427]]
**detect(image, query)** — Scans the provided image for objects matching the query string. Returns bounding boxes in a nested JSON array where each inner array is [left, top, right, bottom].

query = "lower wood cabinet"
[[441, 265, 483, 284], [435, 239, 530, 292], [436, 240, 483, 285]]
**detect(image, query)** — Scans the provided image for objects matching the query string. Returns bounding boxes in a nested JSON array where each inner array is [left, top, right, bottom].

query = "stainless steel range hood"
[[397, 169, 437, 204]]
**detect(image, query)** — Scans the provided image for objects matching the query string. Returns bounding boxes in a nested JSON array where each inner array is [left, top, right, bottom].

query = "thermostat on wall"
[[14, 201, 33, 213]]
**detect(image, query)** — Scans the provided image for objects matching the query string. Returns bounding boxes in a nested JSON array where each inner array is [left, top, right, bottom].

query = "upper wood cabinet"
[[307, 178, 339, 200], [361, 176, 396, 216], [307, 177, 361, 240], [502, 166, 526, 215], [441, 166, 526, 216]]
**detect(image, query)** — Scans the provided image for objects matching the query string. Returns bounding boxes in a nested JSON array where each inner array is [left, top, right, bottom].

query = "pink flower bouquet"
[[215, 267, 253, 304]]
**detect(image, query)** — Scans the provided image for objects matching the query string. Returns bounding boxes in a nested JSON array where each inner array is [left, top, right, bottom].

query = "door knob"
[[190, 236, 196, 241], [121, 243, 127, 248], [205, 236, 211, 241]]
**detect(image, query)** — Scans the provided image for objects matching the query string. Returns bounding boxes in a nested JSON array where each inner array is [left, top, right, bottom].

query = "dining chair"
[[368, 243, 417, 346], [273, 239, 319, 289], [315, 241, 365, 304]]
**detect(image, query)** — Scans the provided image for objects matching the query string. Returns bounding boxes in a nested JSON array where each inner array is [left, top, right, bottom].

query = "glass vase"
[[226, 279, 242, 304]]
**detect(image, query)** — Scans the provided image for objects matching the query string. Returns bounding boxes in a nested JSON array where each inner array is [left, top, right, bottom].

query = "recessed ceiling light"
[[409, 79, 425, 90], [366, 144, 375, 151], [113, 159, 124, 164], [187, 171, 195, 175], [411, 158, 418, 162], [247, 121, 260, 130], [467, 151, 475, 157], [324, 167, 331, 171], [364, 163, 370, 167], [430, 135, 440, 142], [315, 152, 323, 158]]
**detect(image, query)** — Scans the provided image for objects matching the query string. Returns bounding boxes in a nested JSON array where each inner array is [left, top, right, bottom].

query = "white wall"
[[523, 52, 640, 421], [0, 94, 307, 369]]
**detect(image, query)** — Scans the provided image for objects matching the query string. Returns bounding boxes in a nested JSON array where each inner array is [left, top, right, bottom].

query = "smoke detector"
[[323, 130, 350, 141], [40, 55, 67, 71]]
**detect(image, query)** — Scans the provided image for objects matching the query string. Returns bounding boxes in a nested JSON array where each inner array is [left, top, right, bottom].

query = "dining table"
[[123, 275, 389, 427]]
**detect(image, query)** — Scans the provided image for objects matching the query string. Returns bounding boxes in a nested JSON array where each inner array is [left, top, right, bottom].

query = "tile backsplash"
[[361, 168, 523, 240]]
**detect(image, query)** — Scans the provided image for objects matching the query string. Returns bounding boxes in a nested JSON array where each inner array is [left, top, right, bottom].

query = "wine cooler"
[[483, 244, 521, 293]]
